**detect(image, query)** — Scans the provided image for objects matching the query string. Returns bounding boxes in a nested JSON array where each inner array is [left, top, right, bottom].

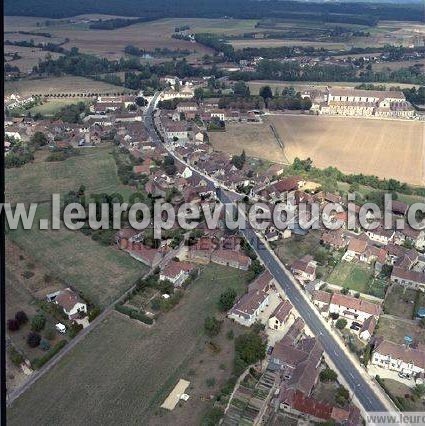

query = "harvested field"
[[4, 45, 63, 73], [266, 115, 425, 186], [376, 315, 425, 346], [7, 264, 249, 425], [209, 122, 289, 164], [230, 39, 346, 49], [4, 76, 129, 97], [247, 80, 419, 95], [6, 145, 132, 204], [29, 98, 90, 116]]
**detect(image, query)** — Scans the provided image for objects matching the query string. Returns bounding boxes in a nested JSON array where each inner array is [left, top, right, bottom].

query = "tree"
[[30, 131, 48, 147], [233, 81, 250, 97], [341, 287, 349, 295], [8, 319, 20, 331], [27, 332, 41, 348], [15, 311, 28, 325], [218, 288, 237, 311], [201, 407, 224, 426], [8, 347, 24, 366], [259, 85, 273, 101], [363, 344, 372, 366], [39, 339, 51, 351], [204, 316, 221, 337], [319, 367, 338, 382], [31, 314, 46, 332], [235, 332, 266, 365], [335, 318, 347, 330], [135, 96, 147, 107]]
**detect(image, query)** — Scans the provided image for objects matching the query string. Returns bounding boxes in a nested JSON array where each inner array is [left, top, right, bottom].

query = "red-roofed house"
[[329, 293, 381, 324], [48, 288, 87, 320], [228, 290, 270, 327], [291, 255, 317, 283], [211, 249, 251, 271], [160, 260, 195, 287]]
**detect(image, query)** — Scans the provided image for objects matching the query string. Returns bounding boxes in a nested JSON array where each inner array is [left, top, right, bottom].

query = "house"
[[279, 388, 358, 425], [271, 333, 323, 395], [321, 229, 347, 250], [163, 121, 188, 141], [127, 244, 163, 268], [177, 102, 198, 113], [210, 249, 251, 271], [372, 339, 425, 377], [390, 200, 409, 216], [160, 260, 195, 287], [329, 293, 381, 324], [365, 227, 394, 245], [359, 315, 376, 342], [268, 300, 293, 330], [228, 289, 270, 327], [291, 255, 317, 283], [48, 288, 87, 320], [390, 266, 425, 291], [311, 290, 332, 315]]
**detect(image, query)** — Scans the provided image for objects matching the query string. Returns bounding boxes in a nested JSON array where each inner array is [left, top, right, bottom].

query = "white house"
[[228, 290, 270, 327], [329, 293, 381, 324], [48, 288, 87, 320], [372, 339, 425, 377], [159, 260, 195, 287]]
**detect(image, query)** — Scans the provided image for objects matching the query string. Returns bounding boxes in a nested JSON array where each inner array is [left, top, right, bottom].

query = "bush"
[[335, 386, 349, 407], [335, 318, 347, 330], [39, 339, 51, 351], [319, 367, 338, 382], [27, 332, 41, 348], [8, 319, 20, 331], [88, 306, 102, 322], [115, 303, 153, 325], [44, 327, 56, 341], [68, 322, 83, 338], [226, 329, 234, 340], [31, 340, 67, 369], [8, 347, 24, 366], [235, 332, 266, 365], [204, 316, 222, 337], [31, 314, 46, 332], [15, 311, 28, 325]]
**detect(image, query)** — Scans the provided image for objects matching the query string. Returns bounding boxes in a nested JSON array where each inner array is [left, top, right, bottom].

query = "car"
[[267, 346, 274, 355], [350, 324, 360, 331], [352, 322, 362, 328], [398, 372, 408, 379]]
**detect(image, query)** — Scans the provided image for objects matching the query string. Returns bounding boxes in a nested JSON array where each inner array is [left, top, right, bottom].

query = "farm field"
[[4, 45, 63, 73], [7, 203, 147, 307], [6, 145, 132, 204], [229, 39, 347, 49], [373, 58, 425, 72], [266, 115, 425, 186], [209, 122, 289, 164], [4, 76, 129, 97], [7, 264, 250, 425]]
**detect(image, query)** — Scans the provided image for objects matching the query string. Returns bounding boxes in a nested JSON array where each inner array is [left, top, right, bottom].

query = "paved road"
[[145, 93, 389, 414]]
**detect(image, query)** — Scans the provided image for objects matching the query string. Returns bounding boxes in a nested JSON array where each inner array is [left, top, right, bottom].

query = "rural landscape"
[[4, 0, 425, 425]]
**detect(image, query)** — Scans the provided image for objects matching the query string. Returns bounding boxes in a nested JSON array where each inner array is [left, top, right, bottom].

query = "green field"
[[6, 145, 132, 204], [29, 98, 91, 116], [328, 262, 373, 294], [7, 264, 249, 425], [7, 204, 147, 307]]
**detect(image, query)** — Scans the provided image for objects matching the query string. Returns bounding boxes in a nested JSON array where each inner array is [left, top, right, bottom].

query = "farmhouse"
[[228, 290, 270, 327], [210, 249, 251, 271], [159, 260, 195, 287], [319, 88, 415, 119], [291, 255, 317, 283], [329, 293, 381, 324], [268, 300, 293, 330], [371, 339, 425, 377], [47, 288, 87, 320], [311, 290, 332, 315]]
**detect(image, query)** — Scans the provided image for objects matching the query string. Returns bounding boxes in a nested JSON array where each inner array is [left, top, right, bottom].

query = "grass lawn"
[[6, 144, 133, 204], [7, 204, 147, 307], [7, 263, 250, 425], [376, 315, 425, 346], [383, 284, 417, 320], [327, 262, 373, 294], [29, 98, 91, 116]]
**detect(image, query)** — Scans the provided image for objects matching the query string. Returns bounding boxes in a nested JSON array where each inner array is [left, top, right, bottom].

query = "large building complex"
[[304, 87, 416, 119]]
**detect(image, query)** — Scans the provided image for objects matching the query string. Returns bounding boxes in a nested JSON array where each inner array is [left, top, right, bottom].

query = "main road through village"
[[144, 92, 390, 414]]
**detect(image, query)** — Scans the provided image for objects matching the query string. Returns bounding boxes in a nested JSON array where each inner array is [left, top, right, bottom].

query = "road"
[[144, 92, 390, 413]]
